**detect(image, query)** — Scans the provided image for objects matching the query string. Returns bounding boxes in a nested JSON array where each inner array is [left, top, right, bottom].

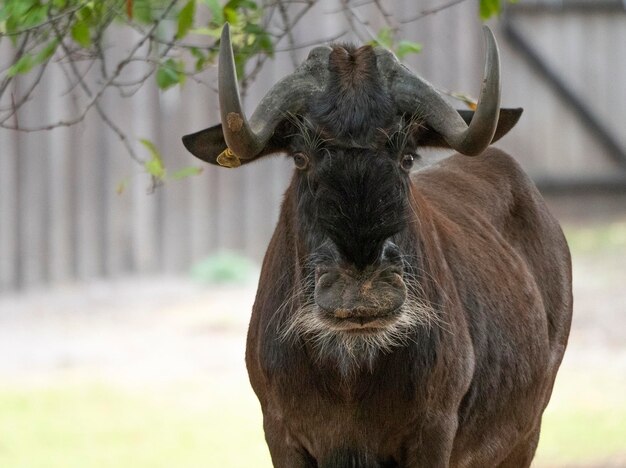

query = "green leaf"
[[176, 0, 196, 40], [225, 0, 257, 10], [479, 0, 502, 20], [155, 58, 185, 90], [373, 27, 393, 49], [223, 7, 239, 25], [257, 32, 273, 56], [190, 47, 213, 71], [21, 3, 47, 29], [33, 39, 59, 65], [7, 53, 34, 77], [203, 0, 224, 24], [171, 166, 203, 180], [395, 40, 422, 59], [189, 27, 222, 38], [133, 0, 153, 24], [71, 20, 91, 48], [140, 139, 166, 180]]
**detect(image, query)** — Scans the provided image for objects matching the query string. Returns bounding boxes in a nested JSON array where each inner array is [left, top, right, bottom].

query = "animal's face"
[[279, 123, 434, 373], [290, 126, 414, 319], [181, 24, 522, 371]]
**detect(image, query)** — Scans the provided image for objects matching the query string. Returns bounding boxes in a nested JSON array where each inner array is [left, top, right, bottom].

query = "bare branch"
[[277, 0, 300, 68], [95, 102, 143, 164], [341, 0, 378, 43], [274, 30, 349, 52], [400, 0, 469, 24], [372, 0, 397, 31]]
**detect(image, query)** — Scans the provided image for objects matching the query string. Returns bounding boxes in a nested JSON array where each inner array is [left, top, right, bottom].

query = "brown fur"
[[246, 148, 572, 467], [181, 33, 569, 468], [329, 45, 379, 91]]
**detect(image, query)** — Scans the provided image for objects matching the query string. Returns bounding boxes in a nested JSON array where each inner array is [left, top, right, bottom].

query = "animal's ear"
[[417, 108, 523, 148], [182, 123, 290, 167]]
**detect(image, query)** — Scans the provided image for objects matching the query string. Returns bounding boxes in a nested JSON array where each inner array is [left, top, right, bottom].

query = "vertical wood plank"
[[47, 66, 74, 283], [187, 80, 219, 263], [100, 88, 134, 277], [131, 63, 161, 273], [160, 86, 191, 271], [75, 93, 105, 279], [16, 76, 48, 288], [0, 81, 19, 291]]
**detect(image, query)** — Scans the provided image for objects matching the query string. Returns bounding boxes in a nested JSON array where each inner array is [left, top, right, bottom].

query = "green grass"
[[0, 380, 272, 468], [534, 369, 626, 466], [0, 370, 624, 467]]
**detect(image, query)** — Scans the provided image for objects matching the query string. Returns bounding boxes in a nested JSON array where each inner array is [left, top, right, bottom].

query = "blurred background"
[[1, 0, 625, 466]]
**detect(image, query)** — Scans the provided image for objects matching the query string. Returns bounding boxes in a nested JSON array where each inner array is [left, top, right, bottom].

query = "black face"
[[281, 122, 422, 372], [293, 140, 414, 271]]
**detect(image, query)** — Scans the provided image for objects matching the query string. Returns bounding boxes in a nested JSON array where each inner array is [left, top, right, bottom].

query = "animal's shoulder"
[[414, 148, 534, 208], [412, 147, 543, 232]]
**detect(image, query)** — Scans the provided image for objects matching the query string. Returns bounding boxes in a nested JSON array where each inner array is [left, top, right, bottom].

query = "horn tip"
[[221, 22, 231, 41], [481, 25, 496, 43]]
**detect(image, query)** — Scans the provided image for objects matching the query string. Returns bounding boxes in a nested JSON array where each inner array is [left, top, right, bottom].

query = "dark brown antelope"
[[183, 24, 572, 468]]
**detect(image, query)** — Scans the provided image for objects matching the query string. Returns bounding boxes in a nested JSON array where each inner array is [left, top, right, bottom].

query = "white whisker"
[[280, 286, 439, 378]]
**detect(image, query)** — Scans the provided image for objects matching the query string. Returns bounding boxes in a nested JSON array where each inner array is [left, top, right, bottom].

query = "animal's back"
[[414, 147, 573, 466]]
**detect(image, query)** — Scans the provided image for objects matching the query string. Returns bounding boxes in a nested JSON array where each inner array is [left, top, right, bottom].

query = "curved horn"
[[390, 26, 501, 156], [219, 24, 331, 160]]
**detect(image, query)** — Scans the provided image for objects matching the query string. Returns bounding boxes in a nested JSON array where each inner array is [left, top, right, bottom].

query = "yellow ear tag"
[[216, 147, 241, 168]]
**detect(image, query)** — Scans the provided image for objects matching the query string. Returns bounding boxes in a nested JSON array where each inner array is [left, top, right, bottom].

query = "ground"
[[0, 218, 625, 467]]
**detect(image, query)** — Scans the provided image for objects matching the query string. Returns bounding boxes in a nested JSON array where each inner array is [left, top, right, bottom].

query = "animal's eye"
[[400, 153, 414, 171], [293, 152, 309, 170]]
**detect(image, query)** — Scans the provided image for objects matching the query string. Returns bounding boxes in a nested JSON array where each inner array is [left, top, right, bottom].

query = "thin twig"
[[341, 0, 378, 43], [277, 0, 299, 68], [372, 0, 396, 30], [95, 102, 144, 164], [399, 0, 469, 23], [274, 30, 349, 52]]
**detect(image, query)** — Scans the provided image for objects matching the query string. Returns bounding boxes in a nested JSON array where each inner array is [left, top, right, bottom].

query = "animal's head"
[[183, 25, 521, 370]]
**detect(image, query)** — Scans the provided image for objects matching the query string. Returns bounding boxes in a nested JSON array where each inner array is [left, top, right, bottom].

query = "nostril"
[[382, 241, 402, 264], [316, 268, 339, 290]]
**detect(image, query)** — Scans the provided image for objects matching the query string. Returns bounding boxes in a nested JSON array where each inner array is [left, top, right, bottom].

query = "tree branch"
[[400, 0, 469, 24], [0, 0, 178, 133]]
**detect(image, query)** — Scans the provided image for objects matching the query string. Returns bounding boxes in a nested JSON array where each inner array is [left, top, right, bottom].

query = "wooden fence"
[[1, 1, 625, 291]]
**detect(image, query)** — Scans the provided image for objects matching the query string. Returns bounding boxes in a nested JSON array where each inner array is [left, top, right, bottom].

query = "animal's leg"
[[496, 428, 540, 468]]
